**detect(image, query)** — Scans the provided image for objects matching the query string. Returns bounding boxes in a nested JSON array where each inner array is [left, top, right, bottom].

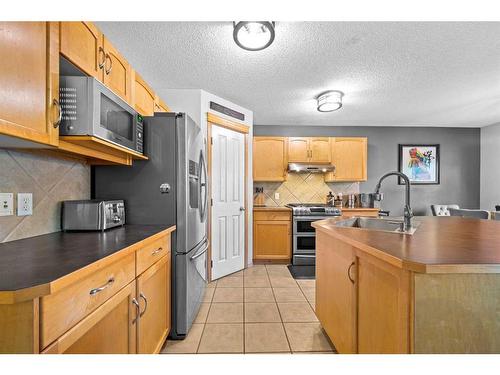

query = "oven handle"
[[294, 254, 316, 258], [293, 216, 331, 221]]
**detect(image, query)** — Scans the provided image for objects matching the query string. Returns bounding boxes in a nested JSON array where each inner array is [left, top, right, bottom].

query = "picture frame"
[[398, 144, 440, 185]]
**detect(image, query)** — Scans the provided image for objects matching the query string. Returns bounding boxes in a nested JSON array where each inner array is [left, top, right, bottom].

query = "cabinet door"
[[253, 137, 287, 181], [102, 37, 132, 104], [309, 137, 331, 163], [133, 71, 156, 116], [288, 137, 310, 162], [315, 231, 357, 353], [325, 137, 367, 182], [253, 220, 291, 260], [0, 22, 59, 146], [136, 255, 170, 354], [42, 282, 137, 354], [60, 22, 103, 79], [357, 254, 410, 354]]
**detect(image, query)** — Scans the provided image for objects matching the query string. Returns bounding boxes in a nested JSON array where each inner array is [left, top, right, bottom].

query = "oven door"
[[293, 216, 323, 234], [92, 79, 138, 152]]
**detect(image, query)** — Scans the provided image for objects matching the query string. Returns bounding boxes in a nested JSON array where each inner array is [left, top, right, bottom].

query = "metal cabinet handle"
[[98, 46, 105, 69], [151, 247, 163, 256], [139, 292, 148, 317], [132, 298, 140, 324], [89, 277, 115, 296], [347, 262, 355, 284], [104, 53, 113, 75], [53, 98, 62, 128]]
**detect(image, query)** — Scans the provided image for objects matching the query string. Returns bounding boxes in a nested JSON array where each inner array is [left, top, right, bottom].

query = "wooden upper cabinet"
[[0, 22, 59, 146], [132, 71, 156, 116], [136, 255, 170, 354], [325, 137, 368, 182], [102, 37, 132, 104], [253, 137, 287, 181], [60, 22, 103, 79], [287, 137, 331, 163], [288, 137, 310, 162], [310, 137, 331, 163]]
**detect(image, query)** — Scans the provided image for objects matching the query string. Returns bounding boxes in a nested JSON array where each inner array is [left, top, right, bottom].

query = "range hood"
[[287, 163, 335, 174]]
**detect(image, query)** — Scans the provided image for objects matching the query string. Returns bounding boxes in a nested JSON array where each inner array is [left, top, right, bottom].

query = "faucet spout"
[[374, 171, 413, 231]]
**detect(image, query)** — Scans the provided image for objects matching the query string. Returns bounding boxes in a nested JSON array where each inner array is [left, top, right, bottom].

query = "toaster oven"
[[61, 200, 125, 231]]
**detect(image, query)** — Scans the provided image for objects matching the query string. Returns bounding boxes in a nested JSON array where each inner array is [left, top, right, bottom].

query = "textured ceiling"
[[97, 22, 500, 127]]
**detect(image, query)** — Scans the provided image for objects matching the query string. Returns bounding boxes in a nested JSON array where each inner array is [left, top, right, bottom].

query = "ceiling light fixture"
[[233, 21, 275, 51], [317, 91, 344, 112]]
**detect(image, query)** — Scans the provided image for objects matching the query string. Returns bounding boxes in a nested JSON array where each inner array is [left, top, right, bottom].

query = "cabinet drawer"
[[136, 234, 170, 276], [254, 210, 291, 221], [40, 253, 135, 349]]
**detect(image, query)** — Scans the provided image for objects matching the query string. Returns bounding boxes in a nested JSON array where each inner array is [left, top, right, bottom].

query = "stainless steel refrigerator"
[[92, 112, 208, 339]]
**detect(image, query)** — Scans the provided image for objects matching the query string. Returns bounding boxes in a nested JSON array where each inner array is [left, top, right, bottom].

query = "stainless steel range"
[[287, 203, 342, 265]]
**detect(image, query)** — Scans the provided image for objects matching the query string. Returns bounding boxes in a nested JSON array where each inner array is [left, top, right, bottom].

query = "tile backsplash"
[[0, 149, 90, 243], [254, 173, 359, 207]]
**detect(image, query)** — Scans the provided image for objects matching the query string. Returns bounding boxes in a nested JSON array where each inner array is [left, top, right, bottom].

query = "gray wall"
[[254, 126, 480, 216], [480, 123, 500, 210]]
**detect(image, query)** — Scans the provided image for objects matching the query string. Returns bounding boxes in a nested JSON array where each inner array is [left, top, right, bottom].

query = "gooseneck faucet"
[[374, 171, 413, 231]]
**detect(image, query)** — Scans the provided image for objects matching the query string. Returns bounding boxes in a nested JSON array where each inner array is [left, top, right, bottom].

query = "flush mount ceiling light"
[[233, 21, 275, 51], [317, 90, 344, 112]]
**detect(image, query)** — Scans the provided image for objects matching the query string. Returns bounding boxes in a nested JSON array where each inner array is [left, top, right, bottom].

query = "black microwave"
[[59, 76, 143, 154]]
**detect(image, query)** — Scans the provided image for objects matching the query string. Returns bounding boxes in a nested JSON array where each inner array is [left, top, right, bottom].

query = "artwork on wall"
[[398, 144, 440, 185]]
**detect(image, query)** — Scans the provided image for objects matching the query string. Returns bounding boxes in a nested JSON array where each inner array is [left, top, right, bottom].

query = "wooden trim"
[[0, 227, 175, 304], [60, 136, 148, 160], [207, 121, 249, 281], [207, 113, 249, 134]]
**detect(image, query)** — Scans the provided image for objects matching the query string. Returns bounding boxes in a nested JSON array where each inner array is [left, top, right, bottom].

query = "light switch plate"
[[0, 193, 14, 216], [274, 192, 280, 200], [17, 193, 33, 216]]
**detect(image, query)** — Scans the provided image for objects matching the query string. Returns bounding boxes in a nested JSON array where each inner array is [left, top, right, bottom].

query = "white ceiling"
[[97, 22, 500, 127]]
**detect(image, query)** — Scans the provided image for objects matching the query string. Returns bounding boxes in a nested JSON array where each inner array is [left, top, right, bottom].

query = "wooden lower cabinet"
[[136, 255, 171, 354], [43, 282, 137, 354], [253, 209, 292, 262], [316, 229, 411, 354], [315, 235, 357, 353]]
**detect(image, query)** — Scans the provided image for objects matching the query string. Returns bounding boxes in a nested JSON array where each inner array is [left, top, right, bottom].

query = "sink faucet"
[[374, 171, 413, 231]]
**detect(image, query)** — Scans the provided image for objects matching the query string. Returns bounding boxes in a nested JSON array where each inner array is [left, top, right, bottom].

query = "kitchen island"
[[312, 216, 500, 354]]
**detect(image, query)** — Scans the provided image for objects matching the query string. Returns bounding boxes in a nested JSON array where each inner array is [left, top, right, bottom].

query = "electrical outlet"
[[0, 193, 14, 216], [274, 192, 280, 200], [17, 193, 33, 216]]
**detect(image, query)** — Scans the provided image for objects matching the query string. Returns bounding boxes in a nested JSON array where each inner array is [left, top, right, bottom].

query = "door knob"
[[160, 183, 171, 194], [239, 207, 246, 211]]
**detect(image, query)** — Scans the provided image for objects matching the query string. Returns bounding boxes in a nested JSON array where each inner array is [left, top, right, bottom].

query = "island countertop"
[[0, 225, 175, 302], [312, 216, 500, 273]]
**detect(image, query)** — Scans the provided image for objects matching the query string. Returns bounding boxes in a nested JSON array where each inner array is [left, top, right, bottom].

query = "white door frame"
[[207, 113, 249, 282]]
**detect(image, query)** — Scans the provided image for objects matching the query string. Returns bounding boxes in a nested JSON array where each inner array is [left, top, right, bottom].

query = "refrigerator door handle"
[[199, 147, 208, 223], [190, 240, 209, 260]]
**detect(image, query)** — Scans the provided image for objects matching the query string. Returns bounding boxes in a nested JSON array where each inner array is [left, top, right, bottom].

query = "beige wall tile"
[[0, 149, 90, 243]]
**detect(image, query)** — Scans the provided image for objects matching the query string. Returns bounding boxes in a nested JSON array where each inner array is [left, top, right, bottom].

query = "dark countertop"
[[313, 216, 500, 273], [0, 225, 172, 293]]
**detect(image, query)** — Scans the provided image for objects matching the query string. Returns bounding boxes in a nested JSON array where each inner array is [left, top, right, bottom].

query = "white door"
[[211, 125, 245, 280]]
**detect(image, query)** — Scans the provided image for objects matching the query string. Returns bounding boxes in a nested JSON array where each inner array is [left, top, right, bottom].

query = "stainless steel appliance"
[[59, 76, 144, 154], [61, 199, 125, 231], [287, 203, 342, 265], [92, 112, 207, 339]]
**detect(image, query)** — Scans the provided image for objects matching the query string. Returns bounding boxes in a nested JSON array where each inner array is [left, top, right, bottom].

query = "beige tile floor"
[[162, 264, 336, 354]]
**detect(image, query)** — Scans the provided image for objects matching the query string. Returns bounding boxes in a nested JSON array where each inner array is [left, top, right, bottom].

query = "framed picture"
[[398, 144, 440, 185]]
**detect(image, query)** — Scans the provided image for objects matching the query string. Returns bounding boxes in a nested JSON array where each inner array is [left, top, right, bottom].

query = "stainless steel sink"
[[333, 217, 419, 235]]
